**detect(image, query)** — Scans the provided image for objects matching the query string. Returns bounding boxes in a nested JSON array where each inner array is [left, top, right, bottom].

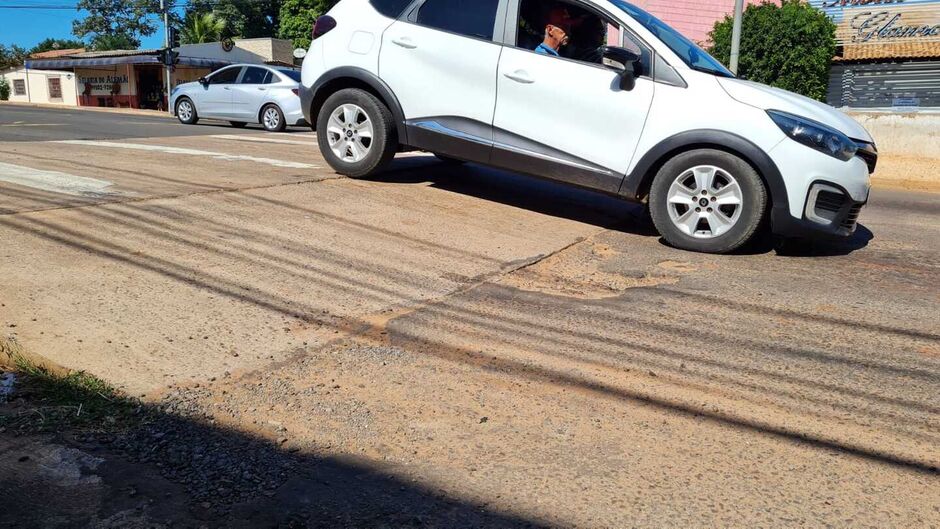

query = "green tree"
[[0, 77, 10, 101], [180, 12, 227, 44], [185, 0, 281, 40], [708, 0, 836, 101], [72, 0, 163, 49], [30, 38, 86, 55], [0, 44, 28, 69], [278, 0, 338, 49], [90, 33, 140, 51]]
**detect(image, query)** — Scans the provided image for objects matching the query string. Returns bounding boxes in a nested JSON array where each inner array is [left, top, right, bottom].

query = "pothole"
[[498, 241, 681, 299]]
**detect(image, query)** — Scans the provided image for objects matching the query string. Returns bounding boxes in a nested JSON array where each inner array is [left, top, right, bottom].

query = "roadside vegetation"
[[0, 346, 146, 434], [709, 0, 837, 101]]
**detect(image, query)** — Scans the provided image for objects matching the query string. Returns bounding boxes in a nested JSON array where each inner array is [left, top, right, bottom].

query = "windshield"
[[611, 0, 734, 78], [279, 69, 302, 82]]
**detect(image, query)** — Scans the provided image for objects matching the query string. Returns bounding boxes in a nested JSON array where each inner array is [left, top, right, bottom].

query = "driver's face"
[[547, 24, 570, 48]]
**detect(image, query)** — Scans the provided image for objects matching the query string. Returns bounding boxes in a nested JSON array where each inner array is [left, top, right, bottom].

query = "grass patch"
[[0, 352, 148, 434]]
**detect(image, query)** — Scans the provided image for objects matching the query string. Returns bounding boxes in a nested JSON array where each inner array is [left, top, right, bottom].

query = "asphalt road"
[[1, 104, 938, 528]]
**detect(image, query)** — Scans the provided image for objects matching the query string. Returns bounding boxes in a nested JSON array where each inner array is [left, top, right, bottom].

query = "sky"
[[0, 4, 169, 51]]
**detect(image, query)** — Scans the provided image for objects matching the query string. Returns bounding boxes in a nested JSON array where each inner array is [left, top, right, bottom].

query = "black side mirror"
[[198, 77, 209, 87], [601, 46, 641, 91]]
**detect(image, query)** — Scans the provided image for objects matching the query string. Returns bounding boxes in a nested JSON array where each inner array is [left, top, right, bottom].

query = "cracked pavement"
[[1, 105, 938, 528]]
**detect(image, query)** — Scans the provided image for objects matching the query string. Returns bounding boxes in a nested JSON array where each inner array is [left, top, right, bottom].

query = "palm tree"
[[180, 12, 227, 45]]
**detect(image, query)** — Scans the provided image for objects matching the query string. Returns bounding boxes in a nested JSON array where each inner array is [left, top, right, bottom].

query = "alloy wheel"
[[177, 101, 193, 121], [326, 104, 373, 163], [263, 107, 281, 130], [666, 165, 744, 239]]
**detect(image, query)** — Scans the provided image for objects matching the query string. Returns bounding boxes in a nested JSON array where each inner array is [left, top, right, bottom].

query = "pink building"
[[635, 0, 777, 44]]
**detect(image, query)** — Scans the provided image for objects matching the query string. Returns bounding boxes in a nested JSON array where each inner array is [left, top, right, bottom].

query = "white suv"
[[300, 0, 876, 253]]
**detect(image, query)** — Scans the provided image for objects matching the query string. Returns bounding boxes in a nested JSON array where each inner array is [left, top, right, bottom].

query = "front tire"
[[261, 104, 286, 132], [649, 149, 767, 254], [317, 88, 397, 178], [175, 98, 198, 125]]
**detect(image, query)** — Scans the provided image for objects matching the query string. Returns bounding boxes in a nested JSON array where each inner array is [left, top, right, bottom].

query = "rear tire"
[[317, 88, 397, 178], [230, 121, 248, 128], [261, 104, 286, 132], [649, 149, 767, 254], [175, 97, 198, 125]]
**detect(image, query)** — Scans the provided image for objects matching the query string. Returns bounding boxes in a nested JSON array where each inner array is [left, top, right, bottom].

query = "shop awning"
[[26, 56, 233, 69]]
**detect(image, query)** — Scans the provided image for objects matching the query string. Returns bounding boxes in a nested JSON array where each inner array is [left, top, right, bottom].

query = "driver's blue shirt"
[[535, 43, 559, 56]]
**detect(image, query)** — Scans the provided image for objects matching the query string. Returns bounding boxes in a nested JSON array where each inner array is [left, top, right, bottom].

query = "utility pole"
[[729, 0, 744, 75], [161, 0, 172, 112]]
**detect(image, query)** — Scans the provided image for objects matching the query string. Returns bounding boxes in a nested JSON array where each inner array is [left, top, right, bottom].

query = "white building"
[[4, 38, 295, 110]]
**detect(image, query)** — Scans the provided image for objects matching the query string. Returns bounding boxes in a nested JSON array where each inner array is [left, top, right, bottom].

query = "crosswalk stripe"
[[54, 140, 319, 169], [0, 161, 123, 197], [210, 134, 316, 146]]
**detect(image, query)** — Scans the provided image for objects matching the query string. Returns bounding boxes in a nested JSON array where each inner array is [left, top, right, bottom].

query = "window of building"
[[516, 0, 650, 74], [416, 0, 501, 40], [370, 0, 414, 18], [12, 79, 26, 96], [209, 67, 241, 84], [48, 77, 63, 99], [240, 67, 268, 84]]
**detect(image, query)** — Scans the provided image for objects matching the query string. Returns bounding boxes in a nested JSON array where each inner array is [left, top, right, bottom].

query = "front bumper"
[[772, 181, 868, 239], [768, 137, 873, 239]]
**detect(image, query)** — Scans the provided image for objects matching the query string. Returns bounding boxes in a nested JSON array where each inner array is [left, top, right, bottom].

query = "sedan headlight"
[[768, 110, 857, 161]]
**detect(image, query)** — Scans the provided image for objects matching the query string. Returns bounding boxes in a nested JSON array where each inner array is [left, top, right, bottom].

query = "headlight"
[[767, 110, 857, 161]]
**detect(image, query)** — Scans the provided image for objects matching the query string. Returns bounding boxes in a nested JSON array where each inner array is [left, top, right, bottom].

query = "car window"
[[612, 0, 732, 77], [416, 0, 501, 40], [209, 67, 241, 84], [370, 0, 413, 18], [240, 67, 268, 84], [262, 71, 274, 84], [516, 0, 650, 75], [278, 69, 302, 82]]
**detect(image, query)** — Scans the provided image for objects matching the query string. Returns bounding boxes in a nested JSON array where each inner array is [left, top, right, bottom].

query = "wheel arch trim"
[[307, 67, 407, 144], [619, 129, 789, 218]]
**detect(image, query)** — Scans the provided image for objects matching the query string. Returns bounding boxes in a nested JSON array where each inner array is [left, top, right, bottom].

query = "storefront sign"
[[849, 10, 940, 42], [78, 73, 129, 95], [812, 0, 940, 59]]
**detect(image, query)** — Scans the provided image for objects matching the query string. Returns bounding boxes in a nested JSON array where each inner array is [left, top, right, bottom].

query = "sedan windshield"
[[611, 0, 734, 78]]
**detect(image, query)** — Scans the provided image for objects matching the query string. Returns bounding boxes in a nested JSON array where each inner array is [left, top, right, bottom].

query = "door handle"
[[392, 37, 417, 49], [257, 87, 266, 91], [504, 70, 534, 84], [223, 86, 231, 90]]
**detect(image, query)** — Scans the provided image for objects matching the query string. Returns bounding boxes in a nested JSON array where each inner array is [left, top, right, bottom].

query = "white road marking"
[[0, 123, 65, 127], [54, 140, 318, 169], [0, 161, 123, 197], [211, 134, 316, 146]]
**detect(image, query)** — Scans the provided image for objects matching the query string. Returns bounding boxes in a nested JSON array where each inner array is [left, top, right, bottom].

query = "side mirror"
[[601, 46, 641, 91], [198, 77, 208, 87]]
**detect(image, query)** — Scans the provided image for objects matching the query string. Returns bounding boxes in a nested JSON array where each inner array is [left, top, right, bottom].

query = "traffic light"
[[162, 48, 180, 66], [168, 27, 180, 49]]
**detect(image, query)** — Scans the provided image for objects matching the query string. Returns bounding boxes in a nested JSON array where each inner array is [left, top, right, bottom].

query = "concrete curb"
[[0, 101, 175, 119]]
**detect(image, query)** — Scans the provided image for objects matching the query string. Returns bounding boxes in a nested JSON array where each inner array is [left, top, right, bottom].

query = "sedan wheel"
[[326, 104, 374, 163], [176, 99, 197, 125], [262, 105, 285, 132]]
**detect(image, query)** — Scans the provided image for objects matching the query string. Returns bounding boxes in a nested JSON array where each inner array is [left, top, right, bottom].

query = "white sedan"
[[171, 64, 306, 132]]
